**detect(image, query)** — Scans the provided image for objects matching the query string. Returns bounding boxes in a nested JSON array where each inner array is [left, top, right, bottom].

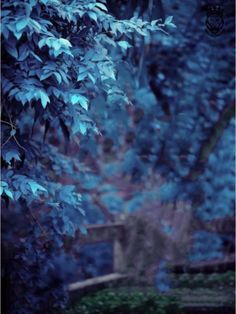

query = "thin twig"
[[13, 135, 27, 152], [28, 207, 48, 237], [1, 135, 12, 148], [1, 112, 27, 151], [0, 120, 15, 128]]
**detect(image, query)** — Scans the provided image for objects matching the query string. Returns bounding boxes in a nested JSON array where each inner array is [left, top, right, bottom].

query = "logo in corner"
[[205, 4, 224, 36]]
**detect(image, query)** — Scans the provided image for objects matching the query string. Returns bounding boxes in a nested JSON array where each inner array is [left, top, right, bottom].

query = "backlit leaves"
[[1, 1, 170, 312]]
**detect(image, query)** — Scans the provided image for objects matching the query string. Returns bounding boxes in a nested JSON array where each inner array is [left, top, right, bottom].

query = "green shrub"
[[173, 271, 235, 289], [64, 288, 183, 314]]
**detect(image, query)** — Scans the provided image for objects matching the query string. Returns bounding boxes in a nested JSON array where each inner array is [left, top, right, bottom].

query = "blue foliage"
[[189, 231, 224, 262], [77, 242, 113, 280], [1, 1, 168, 312], [155, 261, 171, 293], [196, 120, 235, 220]]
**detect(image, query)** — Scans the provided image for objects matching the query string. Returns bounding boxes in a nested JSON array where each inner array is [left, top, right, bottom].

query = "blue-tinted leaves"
[[164, 16, 176, 28], [72, 119, 86, 135], [27, 180, 47, 195], [164, 16, 173, 25], [53, 72, 62, 84], [58, 38, 72, 48], [118, 41, 132, 50], [39, 90, 50, 108], [88, 11, 97, 22], [38, 37, 73, 57], [29, 18, 42, 33], [71, 114, 98, 136], [2, 149, 21, 164], [58, 69, 69, 84], [77, 70, 87, 82], [70, 94, 89, 110], [155, 261, 171, 292], [1, 77, 14, 93], [189, 231, 223, 261], [40, 72, 53, 81], [1, 24, 10, 39], [10, 175, 47, 199], [98, 61, 116, 81], [40, 70, 62, 84], [95, 2, 108, 12], [4, 188, 14, 200], [159, 182, 179, 202], [77, 66, 97, 84], [0, 2, 174, 312], [16, 17, 29, 32], [0, 185, 4, 196], [1, 181, 14, 200], [5, 41, 18, 59], [38, 38, 48, 49], [30, 51, 43, 62], [80, 173, 101, 190], [1, 10, 11, 17], [57, 185, 83, 216], [18, 44, 29, 61], [47, 86, 64, 101]]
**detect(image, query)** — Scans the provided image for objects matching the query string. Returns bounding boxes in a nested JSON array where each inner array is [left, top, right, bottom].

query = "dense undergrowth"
[[63, 287, 183, 314]]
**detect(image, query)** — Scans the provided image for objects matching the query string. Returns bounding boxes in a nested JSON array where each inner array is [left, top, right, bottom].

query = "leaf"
[[53, 72, 62, 84], [38, 38, 46, 49], [4, 189, 14, 200], [29, 18, 42, 32], [151, 19, 161, 26], [16, 18, 29, 32], [58, 38, 72, 47], [77, 72, 87, 81], [39, 90, 50, 108], [167, 22, 177, 28], [30, 51, 43, 62], [72, 119, 87, 135], [14, 191, 21, 201], [136, 27, 148, 36], [5, 43, 18, 59], [58, 69, 69, 84], [71, 94, 89, 110], [117, 41, 132, 50], [52, 40, 61, 50], [88, 11, 97, 22], [2, 24, 9, 39], [18, 44, 29, 61], [1, 181, 8, 188], [95, 2, 108, 11], [72, 119, 81, 135], [79, 122, 87, 135], [165, 16, 173, 25], [88, 73, 96, 84], [40, 72, 52, 81], [13, 31, 23, 40], [5, 150, 21, 164], [28, 180, 47, 195]]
